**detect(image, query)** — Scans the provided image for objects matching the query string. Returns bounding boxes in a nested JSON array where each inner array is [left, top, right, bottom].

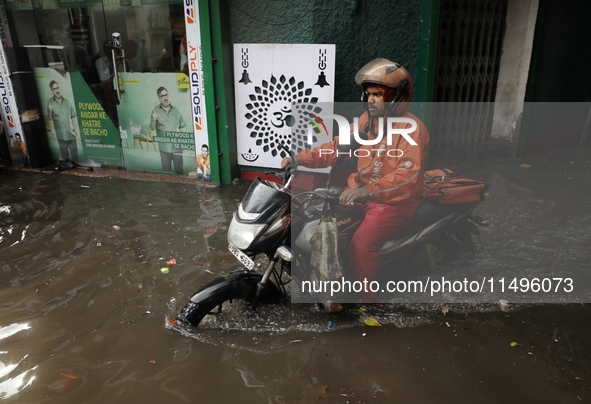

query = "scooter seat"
[[394, 200, 471, 239]]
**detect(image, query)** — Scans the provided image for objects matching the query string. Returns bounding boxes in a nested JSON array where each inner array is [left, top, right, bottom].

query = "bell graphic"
[[239, 69, 252, 85], [314, 71, 329, 88]]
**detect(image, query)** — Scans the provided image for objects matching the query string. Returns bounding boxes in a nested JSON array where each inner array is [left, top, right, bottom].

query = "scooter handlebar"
[[313, 186, 343, 202]]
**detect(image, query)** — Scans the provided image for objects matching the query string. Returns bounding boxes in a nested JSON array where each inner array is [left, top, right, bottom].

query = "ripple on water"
[[165, 299, 521, 353]]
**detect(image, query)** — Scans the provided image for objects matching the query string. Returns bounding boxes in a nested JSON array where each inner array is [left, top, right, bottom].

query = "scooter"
[[177, 159, 489, 327]]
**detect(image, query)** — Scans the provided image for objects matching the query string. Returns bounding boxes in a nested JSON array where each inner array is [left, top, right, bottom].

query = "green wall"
[[229, 0, 423, 103]]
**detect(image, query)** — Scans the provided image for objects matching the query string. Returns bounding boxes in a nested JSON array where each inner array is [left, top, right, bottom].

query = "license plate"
[[228, 244, 255, 270]]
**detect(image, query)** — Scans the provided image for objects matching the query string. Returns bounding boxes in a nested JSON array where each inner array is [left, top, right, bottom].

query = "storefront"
[[1, 0, 212, 179]]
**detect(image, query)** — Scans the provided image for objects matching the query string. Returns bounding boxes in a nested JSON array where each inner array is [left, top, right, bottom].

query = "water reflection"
[[0, 324, 36, 399], [196, 187, 227, 250], [0, 323, 31, 340], [0, 171, 241, 401], [0, 358, 37, 400]]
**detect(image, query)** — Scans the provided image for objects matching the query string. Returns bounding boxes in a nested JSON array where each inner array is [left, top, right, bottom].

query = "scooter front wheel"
[[179, 300, 226, 327], [178, 270, 281, 327]]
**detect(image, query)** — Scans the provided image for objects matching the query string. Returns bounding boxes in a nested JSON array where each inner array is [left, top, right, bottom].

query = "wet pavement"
[[1, 146, 590, 403]]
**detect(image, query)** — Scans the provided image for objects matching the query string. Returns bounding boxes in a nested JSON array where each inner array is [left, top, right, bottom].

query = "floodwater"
[[1, 146, 590, 403]]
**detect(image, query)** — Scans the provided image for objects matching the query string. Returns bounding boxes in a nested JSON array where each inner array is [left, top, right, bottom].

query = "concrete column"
[[492, 0, 539, 144]]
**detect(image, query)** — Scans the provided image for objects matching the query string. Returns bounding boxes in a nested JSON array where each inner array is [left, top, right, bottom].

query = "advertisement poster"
[[117, 72, 197, 175], [233, 44, 335, 168], [0, 2, 26, 167], [184, 0, 210, 180], [34, 67, 122, 166], [5, 0, 181, 10], [0, 2, 14, 47], [70, 71, 122, 166], [34, 68, 79, 163]]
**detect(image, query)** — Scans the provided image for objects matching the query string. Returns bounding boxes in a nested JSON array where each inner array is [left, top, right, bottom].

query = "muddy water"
[[1, 147, 590, 403]]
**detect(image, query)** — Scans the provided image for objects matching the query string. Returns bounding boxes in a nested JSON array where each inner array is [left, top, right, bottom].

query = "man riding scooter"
[[281, 58, 430, 308]]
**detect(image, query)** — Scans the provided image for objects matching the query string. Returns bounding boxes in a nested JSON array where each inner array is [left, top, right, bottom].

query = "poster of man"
[[114, 72, 198, 175], [12, 133, 29, 166], [150, 86, 187, 174], [196, 144, 210, 181], [4, 132, 28, 167], [47, 79, 79, 162], [34, 67, 123, 167]]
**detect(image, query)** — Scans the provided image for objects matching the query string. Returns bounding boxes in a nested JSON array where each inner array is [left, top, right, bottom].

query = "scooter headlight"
[[227, 213, 266, 250], [238, 204, 261, 221]]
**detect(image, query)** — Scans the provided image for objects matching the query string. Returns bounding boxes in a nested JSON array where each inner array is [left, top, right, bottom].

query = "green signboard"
[[34, 68, 122, 166], [117, 72, 195, 175], [70, 71, 122, 165]]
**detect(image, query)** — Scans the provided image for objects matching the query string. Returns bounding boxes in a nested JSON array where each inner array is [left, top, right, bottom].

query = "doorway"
[[432, 0, 508, 147]]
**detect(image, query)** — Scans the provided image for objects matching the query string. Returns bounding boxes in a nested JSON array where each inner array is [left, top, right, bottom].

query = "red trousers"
[[348, 203, 411, 302]]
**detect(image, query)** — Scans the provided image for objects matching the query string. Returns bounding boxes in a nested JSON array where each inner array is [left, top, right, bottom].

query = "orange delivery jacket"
[[297, 111, 429, 219]]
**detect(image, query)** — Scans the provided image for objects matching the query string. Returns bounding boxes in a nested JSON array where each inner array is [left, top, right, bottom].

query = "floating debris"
[[362, 317, 382, 327], [499, 299, 510, 311]]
